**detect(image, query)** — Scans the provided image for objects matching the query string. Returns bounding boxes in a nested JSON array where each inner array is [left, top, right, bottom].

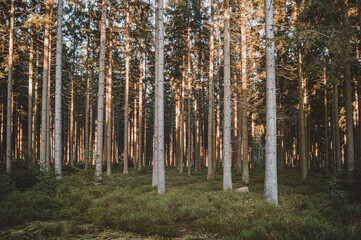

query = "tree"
[[54, 0, 64, 180], [40, 0, 51, 172], [6, 0, 15, 173], [207, 0, 215, 180], [264, 0, 278, 204], [223, 0, 232, 191], [95, 0, 107, 183], [156, 0, 166, 194]]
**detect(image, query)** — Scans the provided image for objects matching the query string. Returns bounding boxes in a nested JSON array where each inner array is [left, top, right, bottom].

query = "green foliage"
[[1, 167, 360, 239]]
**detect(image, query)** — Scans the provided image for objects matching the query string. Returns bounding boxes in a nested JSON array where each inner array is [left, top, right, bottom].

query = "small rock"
[[235, 186, 249, 193]]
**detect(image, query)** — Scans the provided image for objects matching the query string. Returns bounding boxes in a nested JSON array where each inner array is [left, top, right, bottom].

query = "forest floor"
[[0, 162, 361, 239]]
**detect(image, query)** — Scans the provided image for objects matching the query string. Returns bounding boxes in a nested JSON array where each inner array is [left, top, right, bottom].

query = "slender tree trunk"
[[264, 0, 278, 204], [187, 24, 192, 176], [6, 0, 15, 172], [207, 0, 215, 180], [40, 0, 50, 171], [323, 54, 329, 173], [138, 46, 144, 171], [95, 0, 107, 183], [298, 47, 307, 179], [28, 28, 34, 156], [223, 0, 232, 191], [46, 29, 52, 170], [241, 21, 249, 184], [124, 2, 130, 174], [180, 69, 185, 173], [106, 36, 113, 175], [85, 0, 91, 169], [333, 83, 342, 172], [152, 0, 159, 186], [33, 52, 39, 161], [343, 0, 355, 172], [156, 0, 166, 194]]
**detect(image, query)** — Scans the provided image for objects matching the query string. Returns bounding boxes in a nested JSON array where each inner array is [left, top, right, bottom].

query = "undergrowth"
[[0, 163, 360, 239]]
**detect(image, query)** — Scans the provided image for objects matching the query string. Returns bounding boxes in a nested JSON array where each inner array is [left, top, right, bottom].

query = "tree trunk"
[[298, 47, 307, 179], [333, 83, 342, 172], [241, 21, 249, 184], [40, 0, 50, 171], [264, 0, 278, 204], [343, 0, 355, 172], [207, 0, 215, 180], [138, 45, 144, 171], [28, 28, 34, 156], [187, 24, 192, 176], [323, 54, 329, 173], [156, 0, 165, 194], [124, 1, 130, 174], [95, 0, 107, 183], [106, 36, 113, 175], [85, 0, 91, 169], [6, 0, 15, 172], [223, 0, 232, 191]]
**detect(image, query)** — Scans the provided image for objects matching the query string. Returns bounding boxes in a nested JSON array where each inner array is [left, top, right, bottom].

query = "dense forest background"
[[1, 0, 361, 238], [1, 0, 360, 179]]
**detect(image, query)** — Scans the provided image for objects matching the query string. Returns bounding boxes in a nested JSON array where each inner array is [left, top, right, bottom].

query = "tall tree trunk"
[[323, 54, 329, 173], [241, 21, 249, 184], [138, 46, 144, 170], [343, 0, 355, 172], [333, 83, 342, 172], [84, 0, 91, 169], [6, 0, 15, 172], [264, 0, 278, 204], [124, 1, 130, 175], [156, 0, 165, 194], [207, 0, 215, 180], [40, 0, 50, 171], [187, 24, 192, 176], [46, 28, 52, 170], [28, 28, 34, 156], [106, 36, 113, 175], [95, 0, 107, 183], [152, 0, 159, 186], [180, 68, 185, 173], [298, 47, 307, 179], [223, 0, 232, 191]]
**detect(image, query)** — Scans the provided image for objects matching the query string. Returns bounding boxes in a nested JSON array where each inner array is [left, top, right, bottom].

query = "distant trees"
[[1, 0, 360, 201]]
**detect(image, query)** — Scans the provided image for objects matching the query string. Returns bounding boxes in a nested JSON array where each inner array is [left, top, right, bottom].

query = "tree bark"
[[156, 0, 166, 194], [264, 0, 278, 204], [207, 0, 215, 180], [28, 28, 34, 156], [40, 0, 50, 171], [6, 0, 15, 172], [343, 0, 355, 172], [106, 35, 113, 175], [95, 0, 107, 183], [223, 0, 232, 191], [124, 1, 130, 174]]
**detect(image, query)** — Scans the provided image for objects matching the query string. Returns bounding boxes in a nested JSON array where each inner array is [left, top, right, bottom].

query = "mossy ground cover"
[[0, 162, 360, 239]]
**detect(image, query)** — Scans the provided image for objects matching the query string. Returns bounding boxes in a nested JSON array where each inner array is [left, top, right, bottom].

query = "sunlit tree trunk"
[[85, 0, 92, 169], [95, 0, 107, 183], [138, 45, 144, 171], [323, 54, 329, 173], [187, 24, 192, 176], [264, 0, 278, 204], [241, 21, 249, 184], [6, 0, 15, 172], [152, 0, 159, 186], [124, 1, 130, 174], [28, 28, 34, 156], [343, 0, 354, 172], [207, 0, 215, 180], [106, 36, 113, 176], [46, 29, 52, 170], [40, 0, 50, 171], [223, 0, 232, 191], [156, 0, 165, 194]]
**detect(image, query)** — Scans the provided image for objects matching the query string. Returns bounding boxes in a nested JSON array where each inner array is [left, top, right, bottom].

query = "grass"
[[0, 162, 360, 239]]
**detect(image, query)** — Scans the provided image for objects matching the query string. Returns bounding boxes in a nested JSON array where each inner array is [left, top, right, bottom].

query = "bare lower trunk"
[[106, 37, 112, 176], [28, 29, 34, 156], [264, 0, 278, 204], [124, 2, 130, 174], [40, 0, 50, 171], [95, 0, 107, 183], [6, 0, 15, 172], [207, 0, 214, 180], [223, 0, 232, 191]]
